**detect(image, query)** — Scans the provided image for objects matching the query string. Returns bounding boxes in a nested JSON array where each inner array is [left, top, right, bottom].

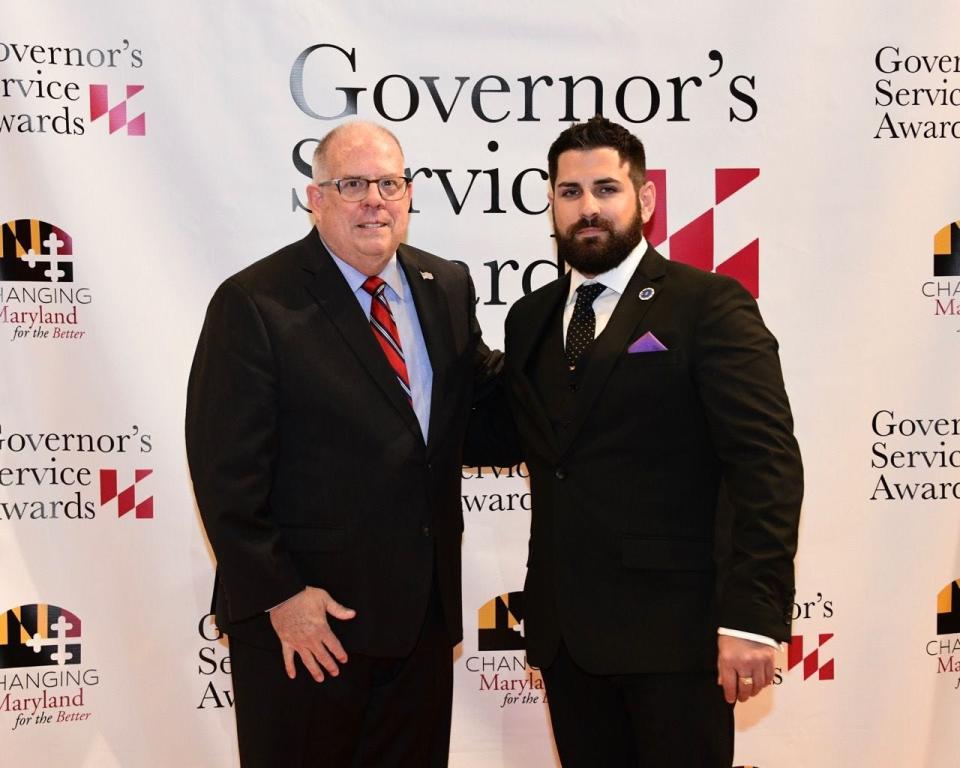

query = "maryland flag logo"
[[934, 221, 960, 277], [0, 604, 82, 668], [0, 219, 74, 282], [478, 591, 525, 651], [937, 580, 960, 635]]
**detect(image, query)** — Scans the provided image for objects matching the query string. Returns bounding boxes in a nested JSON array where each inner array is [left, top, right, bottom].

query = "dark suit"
[[186, 228, 493, 766], [473, 245, 802, 765]]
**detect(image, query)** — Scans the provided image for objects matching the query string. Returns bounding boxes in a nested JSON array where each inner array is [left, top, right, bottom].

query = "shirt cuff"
[[717, 627, 781, 649]]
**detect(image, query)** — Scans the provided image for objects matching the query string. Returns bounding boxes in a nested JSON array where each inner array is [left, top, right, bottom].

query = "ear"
[[306, 183, 323, 215], [638, 179, 656, 225], [546, 183, 555, 210]]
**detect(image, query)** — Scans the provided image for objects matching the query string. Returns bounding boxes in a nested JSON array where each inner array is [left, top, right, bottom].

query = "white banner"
[[2, 1, 960, 765]]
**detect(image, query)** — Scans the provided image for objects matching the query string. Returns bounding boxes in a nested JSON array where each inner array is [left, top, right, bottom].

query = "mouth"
[[575, 227, 607, 238], [569, 217, 613, 239], [357, 223, 388, 230]]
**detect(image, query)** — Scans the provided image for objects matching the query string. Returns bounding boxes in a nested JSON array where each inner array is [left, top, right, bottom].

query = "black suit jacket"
[[186, 229, 493, 657], [475, 245, 803, 675]]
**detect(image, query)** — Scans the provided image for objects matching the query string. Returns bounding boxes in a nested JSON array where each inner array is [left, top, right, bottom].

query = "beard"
[[554, 208, 645, 276]]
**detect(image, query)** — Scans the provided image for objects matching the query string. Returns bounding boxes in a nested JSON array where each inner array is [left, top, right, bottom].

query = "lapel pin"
[[639, 287, 655, 301], [420, 271, 434, 281]]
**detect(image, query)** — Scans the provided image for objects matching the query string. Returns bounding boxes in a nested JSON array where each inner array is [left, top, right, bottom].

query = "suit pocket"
[[281, 525, 346, 552], [621, 349, 682, 367], [621, 537, 713, 571]]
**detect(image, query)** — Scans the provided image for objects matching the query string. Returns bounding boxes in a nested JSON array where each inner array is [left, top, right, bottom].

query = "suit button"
[[422, 525, 432, 537], [555, 467, 566, 480]]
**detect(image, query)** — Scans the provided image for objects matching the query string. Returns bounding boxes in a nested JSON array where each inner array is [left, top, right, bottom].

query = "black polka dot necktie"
[[565, 282, 606, 370]]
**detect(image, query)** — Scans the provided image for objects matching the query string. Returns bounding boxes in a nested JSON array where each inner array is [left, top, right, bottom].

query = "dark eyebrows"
[[557, 177, 621, 188]]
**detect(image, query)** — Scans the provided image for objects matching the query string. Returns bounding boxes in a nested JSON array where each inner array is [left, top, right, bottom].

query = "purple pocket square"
[[628, 332, 668, 353]]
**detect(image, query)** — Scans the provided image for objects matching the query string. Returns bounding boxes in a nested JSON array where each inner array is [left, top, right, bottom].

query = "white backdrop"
[[2, 1, 960, 765]]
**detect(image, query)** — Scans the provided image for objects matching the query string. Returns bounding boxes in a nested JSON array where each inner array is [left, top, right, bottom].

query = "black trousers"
[[229, 588, 452, 768], [541, 642, 734, 768]]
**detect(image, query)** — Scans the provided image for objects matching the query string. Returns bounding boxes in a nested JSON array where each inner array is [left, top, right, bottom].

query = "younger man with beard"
[[473, 116, 803, 766]]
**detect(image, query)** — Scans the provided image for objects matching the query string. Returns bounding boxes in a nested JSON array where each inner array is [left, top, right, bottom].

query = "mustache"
[[568, 215, 615, 236]]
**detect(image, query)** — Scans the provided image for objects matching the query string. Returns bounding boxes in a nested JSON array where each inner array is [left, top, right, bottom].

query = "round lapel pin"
[[639, 287, 655, 301]]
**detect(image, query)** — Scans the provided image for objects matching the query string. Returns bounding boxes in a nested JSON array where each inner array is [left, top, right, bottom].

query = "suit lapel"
[[300, 231, 423, 442], [511, 274, 570, 460], [397, 245, 455, 455], [557, 245, 668, 455]]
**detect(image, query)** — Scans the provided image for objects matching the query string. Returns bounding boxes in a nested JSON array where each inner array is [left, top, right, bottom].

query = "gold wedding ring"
[[739, 675, 754, 685]]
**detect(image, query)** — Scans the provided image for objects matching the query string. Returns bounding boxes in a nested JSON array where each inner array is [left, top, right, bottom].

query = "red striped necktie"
[[362, 276, 412, 404]]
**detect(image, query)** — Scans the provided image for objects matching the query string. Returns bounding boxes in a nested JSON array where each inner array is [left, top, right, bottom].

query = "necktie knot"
[[362, 275, 386, 297], [576, 282, 605, 304]]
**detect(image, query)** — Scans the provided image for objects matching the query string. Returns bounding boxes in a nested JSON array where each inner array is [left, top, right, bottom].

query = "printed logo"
[[786, 634, 835, 680], [478, 591, 525, 651], [934, 221, 960, 277], [0, 39, 143, 137], [926, 580, 960, 690], [0, 604, 81, 668], [0, 218, 91, 342], [921, 222, 960, 319], [0, 603, 100, 730], [89, 84, 145, 136], [0, 424, 153, 522], [938, 579, 960, 635], [645, 168, 760, 298], [464, 591, 545, 709], [0, 219, 73, 283], [99, 468, 154, 519]]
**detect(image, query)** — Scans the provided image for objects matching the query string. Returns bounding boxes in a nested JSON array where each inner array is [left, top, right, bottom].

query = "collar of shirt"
[[566, 236, 647, 307], [321, 237, 405, 303]]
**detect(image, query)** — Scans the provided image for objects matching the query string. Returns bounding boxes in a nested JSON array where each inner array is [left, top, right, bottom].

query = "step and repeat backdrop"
[[2, 1, 960, 765]]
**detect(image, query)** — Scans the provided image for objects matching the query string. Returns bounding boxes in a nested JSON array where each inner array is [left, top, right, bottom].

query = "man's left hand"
[[717, 635, 776, 704]]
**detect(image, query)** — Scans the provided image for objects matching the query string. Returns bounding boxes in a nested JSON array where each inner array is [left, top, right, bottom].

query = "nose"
[[578, 190, 600, 218], [361, 181, 385, 206]]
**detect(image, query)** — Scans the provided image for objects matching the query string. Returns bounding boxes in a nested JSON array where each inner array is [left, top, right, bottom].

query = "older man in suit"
[[186, 121, 497, 767], [471, 116, 803, 767]]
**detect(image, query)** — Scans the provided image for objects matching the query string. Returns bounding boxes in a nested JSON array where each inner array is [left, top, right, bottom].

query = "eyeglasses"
[[316, 176, 411, 202]]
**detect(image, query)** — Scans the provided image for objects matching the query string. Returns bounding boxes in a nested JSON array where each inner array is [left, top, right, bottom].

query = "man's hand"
[[717, 635, 776, 704], [268, 586, 356, 682]]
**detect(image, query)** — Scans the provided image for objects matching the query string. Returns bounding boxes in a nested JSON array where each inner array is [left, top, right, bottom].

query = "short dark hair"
[[547, 116, 646, 189]]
